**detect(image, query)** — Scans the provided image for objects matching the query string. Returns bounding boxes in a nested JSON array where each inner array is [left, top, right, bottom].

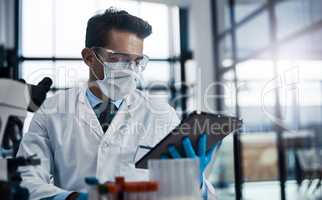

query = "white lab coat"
[[17, 86, 217, 199]]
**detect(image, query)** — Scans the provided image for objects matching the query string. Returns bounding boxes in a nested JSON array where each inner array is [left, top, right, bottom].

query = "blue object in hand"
[[163, 133, 221, 183]]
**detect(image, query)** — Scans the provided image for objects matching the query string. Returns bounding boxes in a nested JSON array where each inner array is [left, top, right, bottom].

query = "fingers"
[[198, 133, 207, 157], [183, 137, 197, 158], [168, 144, 181, 158], [166, 135, 219, 160]]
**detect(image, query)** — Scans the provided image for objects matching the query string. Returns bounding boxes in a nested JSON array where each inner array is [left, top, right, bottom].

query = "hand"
[[162, 133, 221, 183]]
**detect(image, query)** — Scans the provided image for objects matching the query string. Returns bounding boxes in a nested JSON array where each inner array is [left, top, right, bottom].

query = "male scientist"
[[17, 8, 218, 200]]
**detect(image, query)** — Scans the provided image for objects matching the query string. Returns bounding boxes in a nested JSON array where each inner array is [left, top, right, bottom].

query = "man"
[[17, 8, 217, 200]]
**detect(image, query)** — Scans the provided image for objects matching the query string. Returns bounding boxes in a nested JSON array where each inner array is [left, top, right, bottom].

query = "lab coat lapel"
[[77, 87, 103, 137], [104, 92, 138, 142], [77, 87, 140, 140], [105, 98, 131, 142]]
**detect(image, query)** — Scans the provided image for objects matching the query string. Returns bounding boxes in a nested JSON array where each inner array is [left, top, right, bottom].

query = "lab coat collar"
[[78, 86, 102, 136], [78, 86, 138, 137], [79, 85, 136, 110], [85, 88, 123, 109]]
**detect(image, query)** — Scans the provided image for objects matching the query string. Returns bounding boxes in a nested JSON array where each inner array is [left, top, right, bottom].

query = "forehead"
[[104, 29, 144, 55]]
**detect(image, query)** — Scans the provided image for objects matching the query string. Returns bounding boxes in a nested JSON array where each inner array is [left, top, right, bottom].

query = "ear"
[[82, 48, 104, 81], [81, 48, 96, 67]]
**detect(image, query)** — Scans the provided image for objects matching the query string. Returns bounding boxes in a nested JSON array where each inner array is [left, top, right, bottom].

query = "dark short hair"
[[85, 8, 152, 48]]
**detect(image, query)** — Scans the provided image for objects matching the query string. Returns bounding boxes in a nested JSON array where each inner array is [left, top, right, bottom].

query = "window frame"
[[18, 1, 191, 115]]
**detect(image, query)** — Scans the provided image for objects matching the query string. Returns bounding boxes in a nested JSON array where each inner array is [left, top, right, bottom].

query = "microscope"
[[0, 77, 52, 200]]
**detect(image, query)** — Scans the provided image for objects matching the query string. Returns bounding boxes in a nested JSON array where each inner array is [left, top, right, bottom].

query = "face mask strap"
[[90, 49, 105, 81], [136, 71, 145, 89], [129, 61, 137, 72]]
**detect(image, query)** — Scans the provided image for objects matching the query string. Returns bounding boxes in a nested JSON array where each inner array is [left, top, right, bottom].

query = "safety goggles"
[[92, 47, 149, 72]]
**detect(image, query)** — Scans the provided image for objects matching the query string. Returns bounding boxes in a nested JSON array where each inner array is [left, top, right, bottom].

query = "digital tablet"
[[135, 111, 243, 169]]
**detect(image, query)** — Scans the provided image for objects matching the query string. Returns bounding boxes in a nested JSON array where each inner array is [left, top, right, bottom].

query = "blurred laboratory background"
[[1, 0, 322, 199]]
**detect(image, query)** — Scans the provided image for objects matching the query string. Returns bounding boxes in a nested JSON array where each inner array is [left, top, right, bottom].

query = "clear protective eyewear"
[[92, 47, 149, 72]]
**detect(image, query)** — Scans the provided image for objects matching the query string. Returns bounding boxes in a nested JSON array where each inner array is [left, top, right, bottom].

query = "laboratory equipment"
[[148, 158, 202, 200], [123, 181, 158, 200], [164, 134, 221, 184], [86, 177, 100, 200], [86, 176, 159, 200], [0, 77, 52, 200], [98, 183, 119, 200]]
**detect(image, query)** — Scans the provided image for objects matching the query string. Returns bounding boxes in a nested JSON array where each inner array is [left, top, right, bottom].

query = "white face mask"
[[95, 62, 141, 101]]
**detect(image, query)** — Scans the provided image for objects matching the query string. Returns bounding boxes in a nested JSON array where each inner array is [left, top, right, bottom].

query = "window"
[[213, 0, 322, 199], [20, 0, 181, 107]]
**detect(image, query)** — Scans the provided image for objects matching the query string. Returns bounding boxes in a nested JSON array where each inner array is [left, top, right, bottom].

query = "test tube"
[[123, 181, 158, 200], [148, 158, 202, 200], [106, 183, 120, 200], [96, 177, 158, 200], [115, 177, 125, 200], [85, 177, 99, 200], [97, 183, 120, 200], [98, 185, 108, 200]]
